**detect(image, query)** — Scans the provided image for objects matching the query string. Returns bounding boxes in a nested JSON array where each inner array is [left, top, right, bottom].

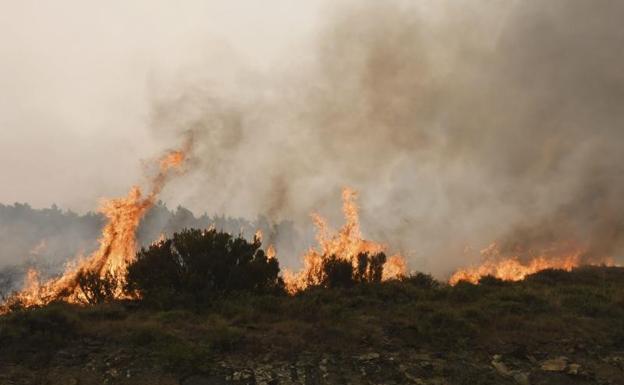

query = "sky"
[[0, 0, 328, 210], [1, 0, 623, 276]]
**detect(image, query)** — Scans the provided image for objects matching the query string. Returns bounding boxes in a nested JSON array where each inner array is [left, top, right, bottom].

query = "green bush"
[[125, 229, 284, 306], [404, 272, 440, 289]]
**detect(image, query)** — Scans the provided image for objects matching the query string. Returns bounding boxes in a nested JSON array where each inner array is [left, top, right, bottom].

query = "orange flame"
[[1, 141, 191, 311], [449, 242, 615, 285], [266, 244, 276, 260], [283, 188, 407, 293]]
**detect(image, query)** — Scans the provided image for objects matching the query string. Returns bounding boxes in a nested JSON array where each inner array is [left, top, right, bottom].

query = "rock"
[[567, 363, 581, 375], [493, 354, 530, 384], [492, 360, 513, 377], [540, 356, 568, 372], [181, 375, 228, 385], [491, 355, 513, 377], [358, 352, 380, 361], [512, 372, 530, 385]]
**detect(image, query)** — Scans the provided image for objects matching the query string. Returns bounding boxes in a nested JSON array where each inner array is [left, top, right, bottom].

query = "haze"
[[1, 0, 623, 277]]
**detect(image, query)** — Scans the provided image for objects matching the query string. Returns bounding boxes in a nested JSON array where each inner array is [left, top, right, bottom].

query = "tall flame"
[[449, 241, 615, 285], [2, 140, 191, 310], [283, 188, 407, 293]]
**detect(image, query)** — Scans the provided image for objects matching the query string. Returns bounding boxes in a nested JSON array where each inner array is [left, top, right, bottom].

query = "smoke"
[[147, 0, 624, 275], [2, 1, 623, 277]]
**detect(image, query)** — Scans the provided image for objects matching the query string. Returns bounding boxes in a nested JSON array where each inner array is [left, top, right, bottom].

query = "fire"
[[1, 142, 191, 311], [283, 188, 407, 293], [449, 242, 615, 285], [266, 244, 276, 259]]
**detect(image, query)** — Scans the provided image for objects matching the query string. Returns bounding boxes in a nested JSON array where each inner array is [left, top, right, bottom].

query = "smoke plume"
[[145, 0, 624, 275], [2, 0, 623, 277]]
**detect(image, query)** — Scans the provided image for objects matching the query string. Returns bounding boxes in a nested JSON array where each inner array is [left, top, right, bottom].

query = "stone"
[[567, 363, 581, 375], [181, 375, 228, 385], [358, 352, 380, 361], [540, 356, 568, 372], [512, 372, 530, 385], [492, 360, 513, 377]]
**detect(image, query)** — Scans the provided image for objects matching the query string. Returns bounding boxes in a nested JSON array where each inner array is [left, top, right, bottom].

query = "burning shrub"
[[125, 229, 283, 306], [0, 269, 15, 303], [321, 255, 355, 288], [355, 252, 386, 283], [75, 269, 118, 305], [318, 251, 389, 289]]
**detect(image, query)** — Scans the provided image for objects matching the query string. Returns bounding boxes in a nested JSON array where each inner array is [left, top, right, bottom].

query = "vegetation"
[[320, 252, 388, 288], [2, 229, 624, 384], [0, 202, 302, 283], [76, 269, 119, 305], [125, 229, 283, 307], [1, 263, 623, 383]]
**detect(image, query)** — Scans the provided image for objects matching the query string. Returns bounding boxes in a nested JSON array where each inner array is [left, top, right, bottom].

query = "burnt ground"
[[1, 266, 624, 385]]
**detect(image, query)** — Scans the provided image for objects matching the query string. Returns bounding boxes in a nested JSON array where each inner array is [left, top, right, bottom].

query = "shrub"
[[76, 269, 118, 305], [525, 268, 572, 285], [405, 272, 440, 289], [315, 252, 390, 289], [354, 252, 386, 283], [125, 229, 283, 306], [321, 255, 355, 288], [478, 275, 508, 287]]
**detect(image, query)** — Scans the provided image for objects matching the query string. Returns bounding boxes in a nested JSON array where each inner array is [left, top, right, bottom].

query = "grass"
[[1, 266, 624, 377]]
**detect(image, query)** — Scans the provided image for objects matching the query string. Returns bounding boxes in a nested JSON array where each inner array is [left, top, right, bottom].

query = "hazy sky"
[[1, 1, 622, 275], [0, 0, 328, 210]]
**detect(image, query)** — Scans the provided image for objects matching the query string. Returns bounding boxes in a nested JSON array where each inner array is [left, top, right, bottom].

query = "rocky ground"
[[2, 344, 623, 384], [2, 267, 624, 384]]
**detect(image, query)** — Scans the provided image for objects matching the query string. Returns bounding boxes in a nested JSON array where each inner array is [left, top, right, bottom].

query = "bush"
[[316, 252, 389, 290], [405, 272, 439, 289], [125, 229, 283, 306], [321, 255, 355, 288], [76, 269, 118, 305], [525, 268, 573, 285], [478, 275, 508, 287], [354, 252, 386, 283]]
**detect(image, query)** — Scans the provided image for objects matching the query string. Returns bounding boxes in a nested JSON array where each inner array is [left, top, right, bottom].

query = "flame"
[[283, 187, 407, 293], [449, 242, 615, 285], [266, 244, 276, 259], [152, 233, 167, 246], [1, 142, 191, 311]]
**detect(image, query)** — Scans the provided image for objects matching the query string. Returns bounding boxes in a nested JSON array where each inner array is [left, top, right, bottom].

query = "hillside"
[[1, 266, 623, 385]]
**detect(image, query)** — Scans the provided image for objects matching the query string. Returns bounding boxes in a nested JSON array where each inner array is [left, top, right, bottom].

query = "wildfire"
[[283, 188, 407, 293], [266, 244, 276, 259], [449, 242, 615, 285], [1, 141, 191, 310]]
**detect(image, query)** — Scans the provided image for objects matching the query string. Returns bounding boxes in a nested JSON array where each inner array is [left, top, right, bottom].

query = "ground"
[[1, 267, 624, 385]]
